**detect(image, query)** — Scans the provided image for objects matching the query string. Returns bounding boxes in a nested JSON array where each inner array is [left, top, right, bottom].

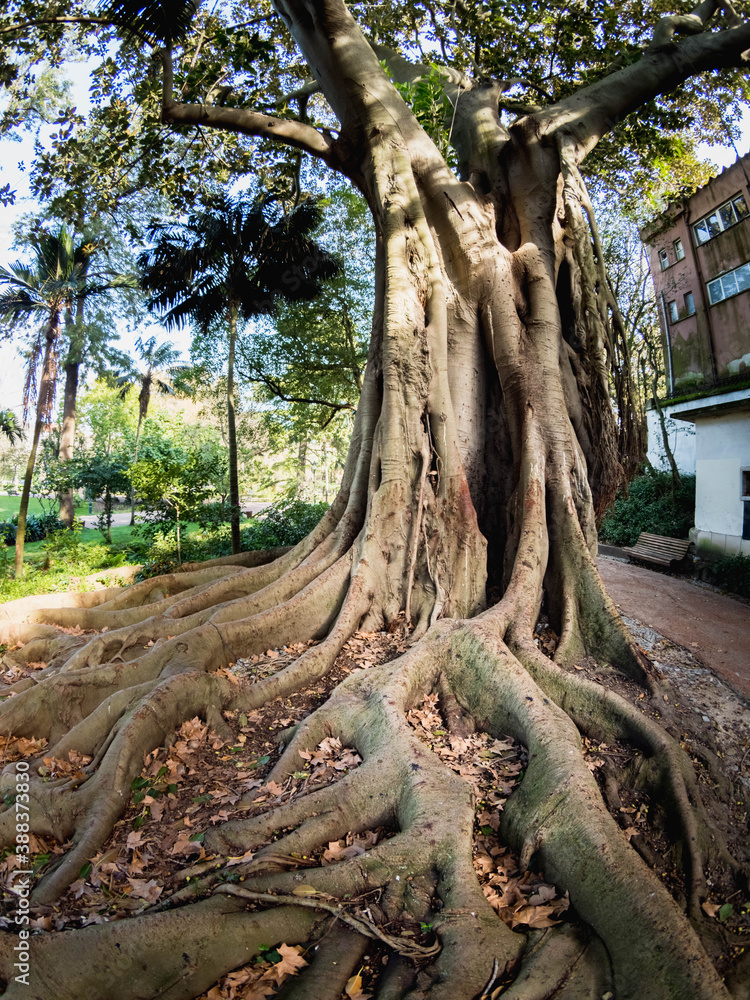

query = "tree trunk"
[[129, 413, 144, 526], [0, 3, 746, 997], [296, 433, 307, 491], [102, 487, 113, 544], [58, 360, 80, 527], [175, 503, 181, 564], [227, 303, 241, 555], [15, 319, 58, 578], [645, 337, 681, 488]]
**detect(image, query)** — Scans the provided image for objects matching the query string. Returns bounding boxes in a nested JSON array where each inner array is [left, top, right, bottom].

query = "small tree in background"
[[0, 410, 23, 446], [70, 453, 131, 543], [129, 449, 223, 564]]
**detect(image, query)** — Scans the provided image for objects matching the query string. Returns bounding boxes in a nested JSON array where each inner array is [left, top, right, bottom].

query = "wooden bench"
[[622, 532, 692, 568]]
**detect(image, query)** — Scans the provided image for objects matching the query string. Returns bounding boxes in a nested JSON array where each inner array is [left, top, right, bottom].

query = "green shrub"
[[195, 500, 235, 534], [706, 553, 750, 599], [0, 512, 66, 545], [243, 499, 329, 550], [599, 470, 695, 547]]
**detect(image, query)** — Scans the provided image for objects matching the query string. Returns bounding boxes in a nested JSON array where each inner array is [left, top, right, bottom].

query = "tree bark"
[[129, 384, 150, 526], [58, 360, 80, 527], [15, 316, 58, 577], [227, 302, 241, 555]]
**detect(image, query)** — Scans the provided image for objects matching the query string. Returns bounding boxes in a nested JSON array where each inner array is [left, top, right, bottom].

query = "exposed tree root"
[[0, 388, 744, 997], [0, 896, 325, 1000], [1, 12, 747, 988], [1, 572, 743, 999]]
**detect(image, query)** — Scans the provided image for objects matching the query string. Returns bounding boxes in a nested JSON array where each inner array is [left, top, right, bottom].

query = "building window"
[[674, 238, 685, 261], [667, 300, 679, 323], [684, 291, 695, 315], [707, 260, 750, 304], [693, 194, 749, 245], [658, 248, 670, 270]]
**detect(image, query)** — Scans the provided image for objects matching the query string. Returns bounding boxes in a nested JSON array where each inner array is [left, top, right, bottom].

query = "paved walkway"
[[597, 555, 750, 703], [78, 501, 271, 530]]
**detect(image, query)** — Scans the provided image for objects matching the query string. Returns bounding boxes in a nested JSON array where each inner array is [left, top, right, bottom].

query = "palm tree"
[[0, 226, 131, 576], [58, 257, 139, 527], [115, 335, 188, 524], [0, 410, 23, 445], [138, 193, 340, 553]]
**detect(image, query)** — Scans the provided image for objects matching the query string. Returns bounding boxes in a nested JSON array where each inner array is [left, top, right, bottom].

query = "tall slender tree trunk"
[[15, 319, 57, 577], [130, 409, 145, 526], [59, 296, 85, 527], [58, 360, 80, 527], [227, 303, 241, 555], [175, 502, 182, 564], [296, 434, 308, 491], [645, 339, 681, 488]]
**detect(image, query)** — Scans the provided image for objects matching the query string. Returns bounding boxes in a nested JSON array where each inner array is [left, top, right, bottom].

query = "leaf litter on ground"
[[407, 693, 570, 930]]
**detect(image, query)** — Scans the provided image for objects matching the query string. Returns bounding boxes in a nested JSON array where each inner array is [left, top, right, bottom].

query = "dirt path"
[[598, 555, 750, 704]]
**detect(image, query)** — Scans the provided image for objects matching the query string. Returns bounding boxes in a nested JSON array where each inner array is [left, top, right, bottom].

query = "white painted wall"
[[646, 406, 696, 474], [645, 390, 750, 556], [693, 411, 750, 536]]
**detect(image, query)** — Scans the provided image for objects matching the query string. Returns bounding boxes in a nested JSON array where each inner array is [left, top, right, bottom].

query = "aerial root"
[[205, 762, 393, 858], [5, 565, 250, 633], [10, 670, 237, 904], [5, 544, 353, 684], [0, 541, 740, 1000], [0, 586, 129, 642], [0, 896, 325, 1000], [0, 563, 367, 906], [0, 656, 171, 745], [214, 886, 440, 959]]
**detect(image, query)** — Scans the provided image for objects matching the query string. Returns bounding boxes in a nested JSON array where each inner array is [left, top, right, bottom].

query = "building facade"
[[641, 155, 750, 559]]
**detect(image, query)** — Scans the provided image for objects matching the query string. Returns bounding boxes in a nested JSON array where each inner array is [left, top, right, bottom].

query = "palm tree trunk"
[[227, 304, 241, 555], [130, 415, 143, 526], [58, 360, 80, 527], [175, 503, 181, 565], [16, 322, 57, 578]]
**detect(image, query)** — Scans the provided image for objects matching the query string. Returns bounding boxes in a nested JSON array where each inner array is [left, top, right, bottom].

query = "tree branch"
[[538, 13, 750, 161], [239, 366, 355, 414], [157, 48, 344, 171], [649, 0, 743, 49], [0, 15, 124, 37]]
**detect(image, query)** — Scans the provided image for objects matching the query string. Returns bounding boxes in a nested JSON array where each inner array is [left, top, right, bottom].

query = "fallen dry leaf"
[[345, 971, 373, 999], [268, 944, 308, 983], [127, 877, 162, 903]]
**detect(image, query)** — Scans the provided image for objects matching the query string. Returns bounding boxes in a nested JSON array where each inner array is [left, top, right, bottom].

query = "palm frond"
[[0, 410, 23, 445], [100, 0, 201, 46]]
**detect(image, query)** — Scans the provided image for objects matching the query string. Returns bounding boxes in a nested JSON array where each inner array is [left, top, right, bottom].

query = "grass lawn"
[[0, 521, 208, 603], [22, 523, 141, 556], [22, 522, 203, 559], [0, 495, 88, 519]]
